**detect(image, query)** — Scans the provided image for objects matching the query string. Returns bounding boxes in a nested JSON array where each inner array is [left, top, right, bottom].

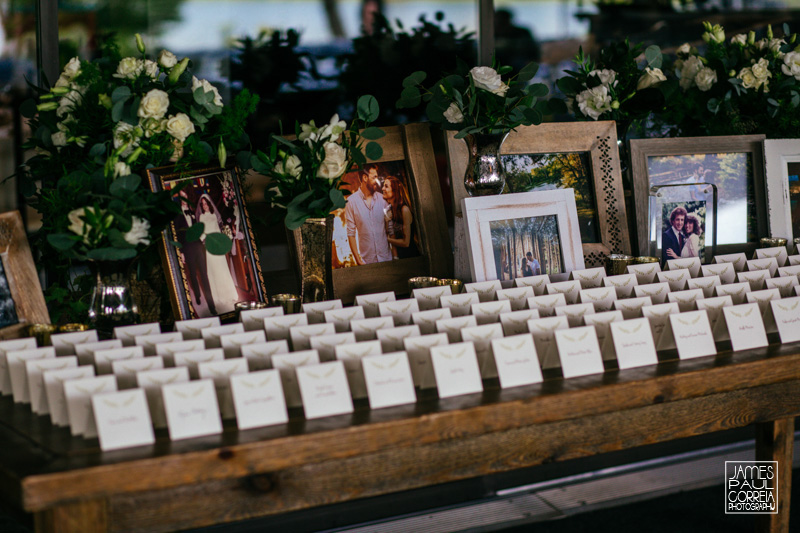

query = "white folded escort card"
[[461, 323, 504, 379], [766, 275, 799, 298], [634, 282, 671, 305], [490, 334, 542, 388], [75, 340, 123, 366], [546, 280, 582, 304], [174, 317, 221, 340], [263, 314, 309, 342], [111, 356, 163, 389], [92, 346, 144, 375], [755, 246, 789, 267], [771, 297, 800, 343], [413, 285, 452, 311], [201, 324, 244, 349], [302, 299, 343, 324], [290, 323, 336, 351], [241, 340, 290, 370], [220, 331, 268, 359], [0, 338, 37, 395], [471, 300, 512, 325], [777, 264, 800, 277], [745, 289, 780, 334], [8, 347, 56, 403], [362, 351, 417, 409], [379, 299, 420, 326], [430, 342, 483, 398], [351, 316, 395, 342], [613, 296, 653, 320], [155, 339, 206, 367], [642, 303, 680, 351], [51, 329, 98, 357], [747, 258, 779, 278], [404, 333, 449, 389], [44, 365, 95, 426], [715, 281, 752, 305], [667, 288, 705, 312], [230, 369, 288, 429], [701, 262, 736, 285], [514, 274, 550, 295], [570, 267, 606, 289], [135, 367, 190, 428], [609, 318, 659, 370], [113, 322, 160, 346], [464, 280, 502, 302], [136, 332, 183, 356], [722, 303, 769, 351], [697, 295, 734, 339], [555, 303, 596, 327], [273, 350, 321, 407], [738, 269, 771, 291], [412, 308, 452, 335], [355, 291, 396, 318], [687, 275, 721, 298], [439, 292, 479, 318], [527, 316, 569, 370], [603, 274, 639, 299], [669, 310, 717, 359], [579, 287, 617, 313], [667, 257, 702, 278], [715, 252, 748, 272], [310, 332, 357, 362], [527, 293, 567, 317], [174, 349, 225, 379], [496, 287, 534, 311], [499, 309, 540, 337], [198, 358, 249, 420], [240, 307, 283, 331], [657, 269, 691, 292], [162, 379, 223, 440], [296, 361, 354, 419], [627, 262, 662, 285], [92, 388, 155, 451], [584, 310, 624, 361], [334, 340, 382, 399], [324, 306, 366, 333], [554, 326, 604, 378], [26, 356, 77, 414], [376, 325, 421, 352], [789, 254, 800, 266], [64, 375, 118, 437], [436, 315, 478, 343]]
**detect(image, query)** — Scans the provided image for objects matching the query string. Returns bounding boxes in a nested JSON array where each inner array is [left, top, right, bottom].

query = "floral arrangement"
[[250, 95, 383, 230], [659, 22, 800, 137], [19, 36, 258, 263], [396, 61, 552, 138]]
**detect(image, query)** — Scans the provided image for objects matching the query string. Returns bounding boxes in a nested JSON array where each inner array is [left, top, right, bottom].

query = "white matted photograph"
[[764, 139, 800, 241], [463, 190, 585, 283]]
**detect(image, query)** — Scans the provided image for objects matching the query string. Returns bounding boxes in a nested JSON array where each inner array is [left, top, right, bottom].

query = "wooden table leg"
[[755, 418, 794, 533], [34, 499, 108, 533]]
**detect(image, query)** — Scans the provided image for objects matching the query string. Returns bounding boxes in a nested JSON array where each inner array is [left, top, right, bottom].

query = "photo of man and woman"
[[332, 161, 421, 269], [489, 215, 563, 280], [661, 201, 706, 264]]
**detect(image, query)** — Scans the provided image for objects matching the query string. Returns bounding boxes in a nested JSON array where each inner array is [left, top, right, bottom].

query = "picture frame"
[[462, 190, 585, 283], [763, 139, 800, 241], [447, 121, 630, 279], [147, 164, 267, 321], [0, 211, 49, 338], [631, 135, 767, 257], [330, 123, 452, 302]]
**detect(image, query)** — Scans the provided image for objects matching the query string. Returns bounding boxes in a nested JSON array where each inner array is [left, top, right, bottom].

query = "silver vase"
[[464, 132, 509, 196]]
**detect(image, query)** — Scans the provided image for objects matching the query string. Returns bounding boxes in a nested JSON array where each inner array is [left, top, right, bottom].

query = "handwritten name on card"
[[430, 342, 483, 398], [230, 370, 288, 429], [722, 303, 769, 351], [162, 380, 223, 440], [609, 318, 658, 369], [491, 334, 542, 388], [296, 361, 354, 419], [362, 352, 417, 409], [527, 316, 569, 370], [92, 389, 154, 451], [771, 297, 800, 343], [669, 310, 717, 359], [554, 326, 604, 379]]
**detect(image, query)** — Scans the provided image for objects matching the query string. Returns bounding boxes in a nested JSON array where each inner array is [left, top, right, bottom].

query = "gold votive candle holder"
[[59, 323, 89, 333], [271, 293, 301, 314], [634, 256, 659, 264], [761, 237, 788, 248], [604, 254, 635, 276], [235, 301, 269, 320], [409, 276, 440, 292], [26, 323, 57, 346], [437, 278, 464, 294]]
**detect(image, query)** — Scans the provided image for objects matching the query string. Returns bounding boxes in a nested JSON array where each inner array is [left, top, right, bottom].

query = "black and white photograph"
[[660, 201, 706, 264], [0, 256, 18, 329], [489, 215, 564, 280]]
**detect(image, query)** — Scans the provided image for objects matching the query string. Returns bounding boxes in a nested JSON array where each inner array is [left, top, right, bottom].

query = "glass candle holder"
[[634, 256, 659, 264], [271, 294, 301, 314], [408, 277, 440, 292], [26, 323, 57, 346], [760, 237, 788, 248], [604, 254, 635, 276], [437, 278, 464, 294], [59, 323, 89, 333]]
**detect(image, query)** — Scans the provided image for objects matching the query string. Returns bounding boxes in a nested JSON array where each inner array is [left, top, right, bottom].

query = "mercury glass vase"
[[88, 260, 141, 338], [463, 131, 510, 196], [288, 216, 334, 303]]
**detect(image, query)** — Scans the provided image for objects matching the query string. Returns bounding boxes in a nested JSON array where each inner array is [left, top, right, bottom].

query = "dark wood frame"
[[630, 135, 767, 258], [146, 165, 267, 321]]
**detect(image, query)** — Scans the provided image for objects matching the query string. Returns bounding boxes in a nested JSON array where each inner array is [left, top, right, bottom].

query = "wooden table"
[[1, 343, 798, 533]]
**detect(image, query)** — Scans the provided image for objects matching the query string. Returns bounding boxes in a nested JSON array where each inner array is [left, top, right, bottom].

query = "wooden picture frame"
[[631, 135, 767, 257], [147, 165, 267, 321], [763, 139, 800, 241], [0, 211, 49, 338], [447, 121, 630, 279], [330, 123, 452, 302]]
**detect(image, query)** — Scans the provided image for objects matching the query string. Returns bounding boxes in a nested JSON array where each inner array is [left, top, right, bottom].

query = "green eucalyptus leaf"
[[361, 127, 386, 140], [89, 143, 106, 158], [402, 71, 427, 88], [528, 83, 549, 98], [351, 147, 366, 166], [109, 174, 141, 196], [398, 87, 421, 108], [497, 65, 513, 75], [357, 95, 380, 122], [111, 86, 131, 104], [365, 141, 383, 160], [193, 87, 211, 105], [330, 188, 346, 209], [308, 197, 329, 211], [111, 99, 125, 122], [205, 233, 233, 255], [645, 45, 663, 69], [108, 229, 135, 249], [285, 205, 310, 230], [47, 233, 77, 251], [517, 62, 539, 82]]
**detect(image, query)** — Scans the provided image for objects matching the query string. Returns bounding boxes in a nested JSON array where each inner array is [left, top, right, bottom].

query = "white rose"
[[62, 57, 81, 79], [166, 113, 195, 143], [51, 131, 67, 147], [113, 57, 143, 79], [123, 217, 151, 246], [140, 117, 167, 138], [469, 66, 505, 94], [114, 162, 131, 178], [576, 85, 612, 120], [588, 68, 617, 87], [275, 155, 303, 178], [317, 142, 348, 179], [751, 57, 771, 80], [694, 67, 717, 92], [679, 56, 703, 91], [636, 67, 666, 90], [191, 76, 223, 107], [113, 121, 140, 157], [755, 39, 768, 51], [138, 89, 169, 119], [677, 43, 692, 55], [738, 67, 758, 89], [158, 50, 178, 69], [491, 82, 509, 96], [143, 60, 160, 80], [731, 34, 747, 46], [443, 102, 464, 123], [782, 51, 800, 80]]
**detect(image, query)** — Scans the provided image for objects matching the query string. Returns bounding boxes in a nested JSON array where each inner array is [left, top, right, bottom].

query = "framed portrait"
[[330, 123, 451, 302], [447, 121, 630, 278], [631, 135, 767, 257], [462, 190, 585, 283], [147, 165, 267, 321], [763, 139, 800, 241], [0, 211, 49, 338]]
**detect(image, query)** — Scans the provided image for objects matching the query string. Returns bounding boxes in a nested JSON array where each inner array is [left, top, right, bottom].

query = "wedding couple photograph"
[[661, 201, 706, 264], [489, 214, 564, 281]]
